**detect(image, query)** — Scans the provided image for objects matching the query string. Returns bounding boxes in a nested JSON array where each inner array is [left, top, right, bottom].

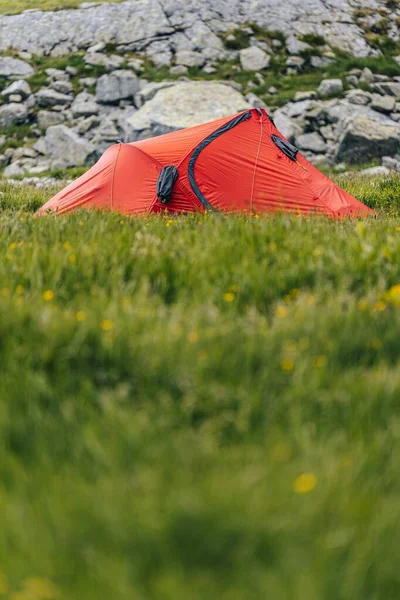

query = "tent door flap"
[[156, 166, 179, 204]]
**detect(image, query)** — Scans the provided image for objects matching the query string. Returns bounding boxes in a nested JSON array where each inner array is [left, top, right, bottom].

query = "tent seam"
[[263, 125, 335, 216], [110, 143, 122, 209]]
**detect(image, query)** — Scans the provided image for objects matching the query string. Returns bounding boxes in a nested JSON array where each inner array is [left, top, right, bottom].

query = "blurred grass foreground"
[[1, 173, 400, 599]]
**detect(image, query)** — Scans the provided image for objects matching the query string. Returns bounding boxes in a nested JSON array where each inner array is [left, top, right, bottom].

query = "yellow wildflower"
[[68, 254, 76, 263], [313, 355, 327, 368], [42, 290, 54, 302], [223, 292, 235, 303], [101, 319, 113, 331], [15, 285, 24, 295], [388, 284, 400, 306], [9, 242, 17, 250], [268, 242, 277, 252], [373, 300, 386, 312], [369, 338, 383, 350], [187, 331, 199, 344], [23, 577, 59, 598], [281, 358, 295, 372], [293, 473, 317, 494], [63, 241, 71, 250], [0, 570, 8, 594], [357, 299, 368, 311], [76, 311, 86, 322], [275, 305, 288, 318]]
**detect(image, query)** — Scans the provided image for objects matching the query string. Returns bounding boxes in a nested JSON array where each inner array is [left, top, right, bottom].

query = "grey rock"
[[0, 0, 376, 60], [295, 132, 326, 153], [286, 35, 311, 55], [240, 46, 270, 71], [382, 156, 400, 171], [135, 81, 176, 107], [0, 57, 33, 78], [37, 110, 66, 129], [45, 68, 69, 82], [371, 93, 396, 114], [50, 80, 73, 95], [170, 65, 189, 75], [79, 77, 97, 88], [44, 125, 96, 168], [127, 58, 144, 73], [0, 103, 28, 128], [373, 74, 390, 83], [310, 56, 334, 68], [286, 99, 317, 118], [359, 67, 374, 84], [360, 166, 390, 176], [71, 92, 99, 117], [336, 115, 400, 164], [175, 51, 206, 68], [96, 70, 140, 104], [3, 162, 26, 178], [1, 79, 31, 100], [294, 91, 317, 101], [372, 82, 400, 99], [273, 109, 302, 142], [32, 138, 47, 155], [85, 52, 124, 71], [346, 75, 359, 87], [318, 79, 343, 98], [245, 93, 267, 109], [286, 56, 305, 69], [36, 88, 73, 108], [76, 115, 100, 134], [345, 89, 371, 106], [126, 81, 250, 136]]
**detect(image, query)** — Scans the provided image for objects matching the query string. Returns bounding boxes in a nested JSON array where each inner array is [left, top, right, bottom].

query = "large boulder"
[[44, 125, 96, 168], [0, 103, 28, 128], [0, 57, 33, 78], [126, 81, 251, 137], [96, 70, 140, 104], [240, 46, 270, 71], [336, 115, 400, 164]]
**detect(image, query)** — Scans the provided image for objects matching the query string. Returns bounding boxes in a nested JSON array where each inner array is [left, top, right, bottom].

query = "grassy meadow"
[[0, 174, 400, 599]]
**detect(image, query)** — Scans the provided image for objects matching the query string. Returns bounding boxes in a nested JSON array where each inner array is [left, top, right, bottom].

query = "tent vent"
[[271, 135, 299, 162], [157, 166, 179, 204]]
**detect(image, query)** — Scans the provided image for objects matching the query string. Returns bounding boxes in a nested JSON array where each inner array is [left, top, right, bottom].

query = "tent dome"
[[36, 109, 374, 218]]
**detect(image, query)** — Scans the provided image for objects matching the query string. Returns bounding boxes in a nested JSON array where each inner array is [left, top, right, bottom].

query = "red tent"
[[36, 108, 374, 218]]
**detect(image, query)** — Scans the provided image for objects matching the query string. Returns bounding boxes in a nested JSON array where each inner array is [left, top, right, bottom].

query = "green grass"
[[0, 0, 123, 15], [0, 174, 400, 599]]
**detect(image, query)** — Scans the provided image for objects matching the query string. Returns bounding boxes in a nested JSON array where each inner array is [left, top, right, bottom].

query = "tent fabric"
[[36, 108, 374, 218]]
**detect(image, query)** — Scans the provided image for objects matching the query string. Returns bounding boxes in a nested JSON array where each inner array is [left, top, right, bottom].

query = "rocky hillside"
[[1, 0, 400, 180]]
